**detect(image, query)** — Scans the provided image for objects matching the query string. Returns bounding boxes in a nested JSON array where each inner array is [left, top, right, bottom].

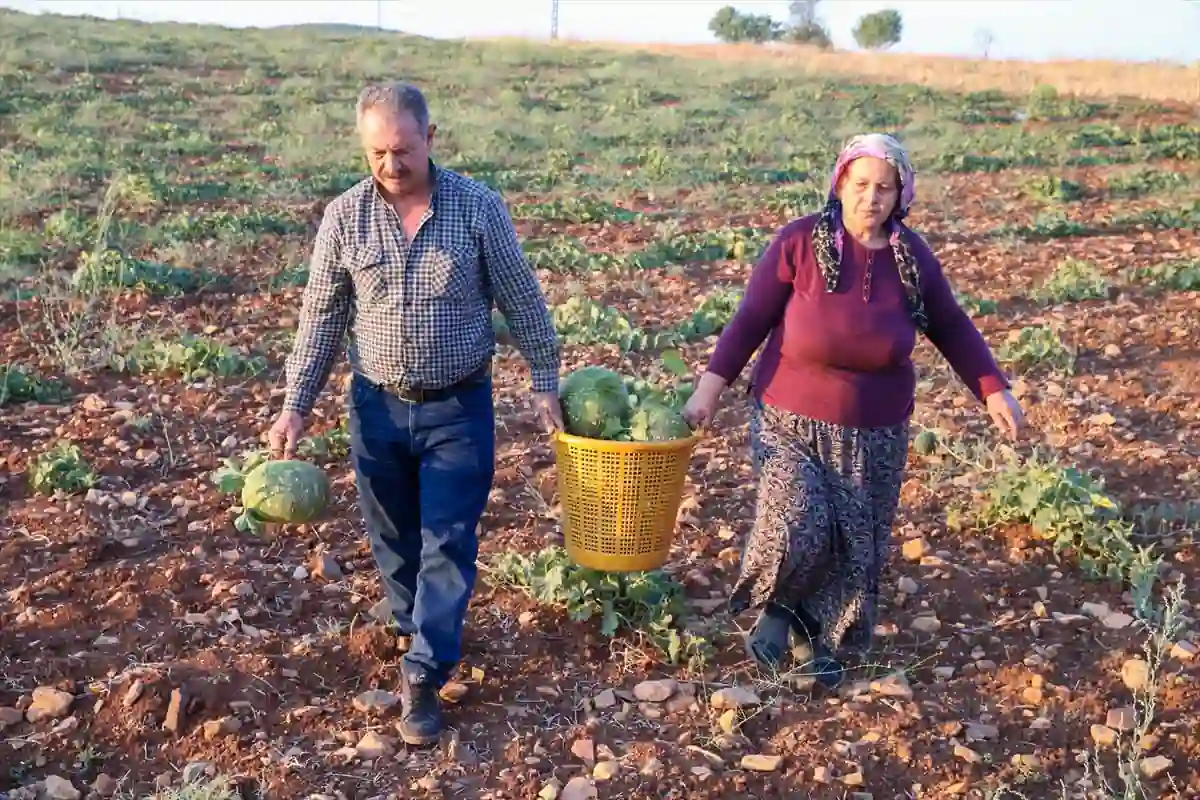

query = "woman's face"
[[837, 156, 901, 232]]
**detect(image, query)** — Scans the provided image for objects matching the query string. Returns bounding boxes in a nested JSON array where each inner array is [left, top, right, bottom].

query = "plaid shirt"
[[282, 162, 560, 416]]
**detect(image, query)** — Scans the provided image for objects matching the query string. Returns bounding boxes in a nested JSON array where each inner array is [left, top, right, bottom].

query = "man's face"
[[359, 108, 434, 197]]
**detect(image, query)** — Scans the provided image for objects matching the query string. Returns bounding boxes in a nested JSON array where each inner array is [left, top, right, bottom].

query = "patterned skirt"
[[728, 400, 910, 657]]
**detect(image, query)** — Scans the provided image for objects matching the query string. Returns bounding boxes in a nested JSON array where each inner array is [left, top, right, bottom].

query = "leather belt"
[[368, 363, 490, 404]]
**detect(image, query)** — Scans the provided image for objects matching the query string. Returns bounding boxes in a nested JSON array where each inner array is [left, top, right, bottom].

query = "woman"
[[683, 133, 1025, 684]]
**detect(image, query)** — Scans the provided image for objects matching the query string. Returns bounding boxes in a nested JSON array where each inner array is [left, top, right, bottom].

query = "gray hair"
[[356, 81, 430, 134]]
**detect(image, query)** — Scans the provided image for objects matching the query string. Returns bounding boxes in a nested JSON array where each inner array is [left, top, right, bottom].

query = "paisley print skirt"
[[728, 401, 909, 657]]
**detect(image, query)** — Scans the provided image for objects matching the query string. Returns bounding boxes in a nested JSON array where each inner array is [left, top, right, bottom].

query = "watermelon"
[[559, 365, 631, 440], [241, 459, 331, 524], [913, 430, 938, 456], [628, 400, 692, 442]]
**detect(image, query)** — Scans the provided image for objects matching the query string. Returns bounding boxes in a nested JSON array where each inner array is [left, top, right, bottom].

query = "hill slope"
[[1, 9, 1198, 800], [530, 39, 1200, 104]]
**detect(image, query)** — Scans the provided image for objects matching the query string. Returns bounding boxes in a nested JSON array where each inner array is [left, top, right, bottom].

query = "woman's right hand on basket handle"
[[683, 373, 727, 432]]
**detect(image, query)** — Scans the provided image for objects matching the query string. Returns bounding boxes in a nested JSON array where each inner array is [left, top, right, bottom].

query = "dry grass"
[[483, 37, 1200, 104]]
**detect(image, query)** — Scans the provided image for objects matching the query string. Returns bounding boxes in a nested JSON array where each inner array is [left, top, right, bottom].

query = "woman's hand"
[[683, 372, 728, 431], [986, 389, 1026, 440]]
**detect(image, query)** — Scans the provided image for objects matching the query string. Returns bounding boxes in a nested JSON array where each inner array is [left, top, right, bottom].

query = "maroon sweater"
[[706, 214, 1009, 428]]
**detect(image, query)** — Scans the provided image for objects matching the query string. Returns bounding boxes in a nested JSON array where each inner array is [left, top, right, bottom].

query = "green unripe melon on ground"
[[241, 459, 331, 524], [913, 430, 938, 456]]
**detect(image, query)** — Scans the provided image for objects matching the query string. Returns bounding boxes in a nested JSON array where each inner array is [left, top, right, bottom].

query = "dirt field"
[[1, 9, 1198, 800]]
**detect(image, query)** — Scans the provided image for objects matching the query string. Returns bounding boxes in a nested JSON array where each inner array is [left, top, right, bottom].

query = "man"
[[268, 81, 563, 746]]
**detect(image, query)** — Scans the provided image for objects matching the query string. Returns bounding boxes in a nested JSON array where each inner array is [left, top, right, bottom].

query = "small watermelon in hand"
[[241, 459, 331, 524]]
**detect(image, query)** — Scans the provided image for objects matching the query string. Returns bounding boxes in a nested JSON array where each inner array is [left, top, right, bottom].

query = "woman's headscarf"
[[811, 133, 929, 333]]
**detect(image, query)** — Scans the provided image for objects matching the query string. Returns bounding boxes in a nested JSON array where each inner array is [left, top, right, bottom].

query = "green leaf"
[[600, 600, 619, 637], [665, 629, 682, 663], [213, 468, 245, 494], [235, 508, 266, 534], [660, 349, 690, 377], [1031, 507, 1057, 534]]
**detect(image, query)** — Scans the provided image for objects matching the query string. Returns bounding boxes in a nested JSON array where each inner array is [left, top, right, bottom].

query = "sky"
[[3, 0, 1199, 64]]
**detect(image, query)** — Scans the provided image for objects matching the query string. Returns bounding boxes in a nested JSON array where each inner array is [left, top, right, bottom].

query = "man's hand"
[[532, 392, 564, 434], [268, 410, 306, 459]]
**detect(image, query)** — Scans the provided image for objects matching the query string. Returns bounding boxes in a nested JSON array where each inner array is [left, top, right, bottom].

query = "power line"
[[550, 0, 560, 40]]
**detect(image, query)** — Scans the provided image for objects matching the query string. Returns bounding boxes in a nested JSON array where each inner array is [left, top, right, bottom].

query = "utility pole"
[[377, 0, 383, 30], [550, 0, 559, 40]]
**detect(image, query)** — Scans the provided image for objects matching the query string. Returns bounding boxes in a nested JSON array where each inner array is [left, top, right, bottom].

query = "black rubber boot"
[[746, 603, 793, 669], [397, 669, 443, 747], [786, 606, 843, 689]]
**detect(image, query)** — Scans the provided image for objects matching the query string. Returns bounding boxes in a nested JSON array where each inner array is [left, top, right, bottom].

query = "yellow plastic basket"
[[552, 430, 701, 573]]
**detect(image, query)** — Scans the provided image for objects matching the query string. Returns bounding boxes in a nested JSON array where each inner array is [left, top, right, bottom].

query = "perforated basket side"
[[553, 434, 696, 572]]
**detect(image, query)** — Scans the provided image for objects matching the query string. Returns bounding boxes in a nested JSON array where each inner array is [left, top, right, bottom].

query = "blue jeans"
[[347, 372, 496, 686]]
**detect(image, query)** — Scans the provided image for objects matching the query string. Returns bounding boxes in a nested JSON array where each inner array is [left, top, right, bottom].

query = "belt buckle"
[[380, 380, 416, 403], [397, 385, 424, 404]]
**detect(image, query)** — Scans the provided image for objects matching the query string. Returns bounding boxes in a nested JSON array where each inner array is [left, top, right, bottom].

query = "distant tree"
[[852, 9, 903, 50], [783, 0, 832, 48], [787, 0, 819, 27], [708, 5, 785, 43]]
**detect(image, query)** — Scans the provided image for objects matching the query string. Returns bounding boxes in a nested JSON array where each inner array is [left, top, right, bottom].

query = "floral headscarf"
[[811, 133, 929, 333]]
